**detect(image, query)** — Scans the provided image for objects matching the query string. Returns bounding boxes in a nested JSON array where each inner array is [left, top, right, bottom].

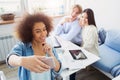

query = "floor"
[[0, 63, 18, 80], [0, 63, 111, 80], [75, 67, 111, 80]]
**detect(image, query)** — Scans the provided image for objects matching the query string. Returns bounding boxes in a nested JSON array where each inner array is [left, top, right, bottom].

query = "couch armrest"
[[93, 65, 114, 79], [98, 28, 106, 45], [111, 64, 120, 77]]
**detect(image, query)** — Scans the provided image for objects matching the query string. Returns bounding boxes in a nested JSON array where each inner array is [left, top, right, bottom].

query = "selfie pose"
[[6, 13, 62, 80]]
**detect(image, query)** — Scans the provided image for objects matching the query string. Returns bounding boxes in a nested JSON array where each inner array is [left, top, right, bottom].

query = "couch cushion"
[[93, 44, 120, 73], [104, 29, 120, 52], [98, 28, 106, 45]]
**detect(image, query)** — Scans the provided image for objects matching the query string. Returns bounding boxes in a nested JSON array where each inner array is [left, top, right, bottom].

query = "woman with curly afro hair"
[[6, 12, 62, 80]]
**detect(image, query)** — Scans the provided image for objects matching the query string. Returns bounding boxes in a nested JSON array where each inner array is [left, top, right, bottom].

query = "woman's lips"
[[40, 37, 46, 42]]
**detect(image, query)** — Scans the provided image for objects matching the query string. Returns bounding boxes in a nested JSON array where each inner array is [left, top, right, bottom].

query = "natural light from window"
[[28, 0, 65, 16], [0, 0, 21, 15]]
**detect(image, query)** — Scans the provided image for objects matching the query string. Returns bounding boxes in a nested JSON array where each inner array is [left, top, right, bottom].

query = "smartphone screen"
[[69, 49, 87, 60]]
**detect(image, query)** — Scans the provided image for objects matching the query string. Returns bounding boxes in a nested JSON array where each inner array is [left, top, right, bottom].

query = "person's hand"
[[42, 43, 54, 57], [60, 17, 71, 25], [42, 43, 61, 72], [20, 55, 50, 73]]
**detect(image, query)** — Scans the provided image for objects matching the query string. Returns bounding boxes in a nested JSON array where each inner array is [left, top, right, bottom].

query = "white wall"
[[75, 0, 120, 30]]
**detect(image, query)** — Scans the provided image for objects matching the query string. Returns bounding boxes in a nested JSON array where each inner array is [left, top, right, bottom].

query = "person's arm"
[[59, 20, 81, 41], [58, 16, 70, 25], [50, 48, 62, 79], [8, 55, 50, 73], [42, 43, 61, 72], [54, 24, 64, 35], [6, 42, 50, 73], [54, 16, 70, 35], [8, 54, 22, 67]]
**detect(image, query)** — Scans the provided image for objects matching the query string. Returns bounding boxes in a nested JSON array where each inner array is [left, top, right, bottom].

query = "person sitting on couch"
[[79, 8, 99, 56]]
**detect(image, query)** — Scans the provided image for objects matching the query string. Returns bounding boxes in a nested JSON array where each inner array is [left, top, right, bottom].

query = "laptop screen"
[[53, 37, 61, 48]]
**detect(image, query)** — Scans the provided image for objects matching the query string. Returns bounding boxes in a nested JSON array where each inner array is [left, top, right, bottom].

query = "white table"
[[54, 36, 100, 80]]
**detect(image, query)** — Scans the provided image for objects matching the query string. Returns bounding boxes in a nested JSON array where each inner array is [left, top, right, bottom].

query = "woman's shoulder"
[[14, 41, 31, 49], [87, 25, 97, 30]]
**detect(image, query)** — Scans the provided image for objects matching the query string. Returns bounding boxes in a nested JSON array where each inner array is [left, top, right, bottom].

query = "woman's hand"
[[42, 43, 54, 56], [20, 55, 50, 73], [42, 43, 61, 72]]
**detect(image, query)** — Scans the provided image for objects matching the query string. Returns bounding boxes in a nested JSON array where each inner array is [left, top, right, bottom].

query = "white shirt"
[[82, 25, 99, 56], [30, 70, 51, 80]]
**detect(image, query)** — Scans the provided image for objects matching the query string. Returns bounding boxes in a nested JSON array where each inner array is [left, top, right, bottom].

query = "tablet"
[[69, 49, 87, 60]]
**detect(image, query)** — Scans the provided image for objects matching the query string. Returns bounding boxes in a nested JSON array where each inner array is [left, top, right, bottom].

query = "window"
[[0, 0, 75, 18], [0, 0, 22, 16], [28, 0, 65, 16]]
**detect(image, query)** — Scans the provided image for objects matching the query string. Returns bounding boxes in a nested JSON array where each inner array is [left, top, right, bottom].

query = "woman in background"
[[75, 8, 99, 80], [6, 12, 62, 80], [79, 8, 99, 56]]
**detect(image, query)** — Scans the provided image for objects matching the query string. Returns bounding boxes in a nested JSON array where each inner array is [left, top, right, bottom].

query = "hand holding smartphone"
[[41, 57, 55, 68]]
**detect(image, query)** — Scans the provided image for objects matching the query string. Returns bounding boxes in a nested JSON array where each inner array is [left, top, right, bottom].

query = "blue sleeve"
[[6, 42, 24, 67], [54, 24, 64, 35], [51, 48, 63, 78], [60, 21, 82, 41], [54, 16, 67, 35], [9, 42, 24, 56]]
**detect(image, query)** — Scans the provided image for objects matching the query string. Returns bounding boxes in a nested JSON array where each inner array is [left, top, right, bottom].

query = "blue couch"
[[93, 29, 120, 79]]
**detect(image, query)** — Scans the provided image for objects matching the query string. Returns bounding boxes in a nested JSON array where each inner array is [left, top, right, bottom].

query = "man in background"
[[54, 4, 82, 46]]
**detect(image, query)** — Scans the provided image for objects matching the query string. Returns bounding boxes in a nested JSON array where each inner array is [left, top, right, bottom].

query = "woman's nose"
[[41, 31, 46, 36]]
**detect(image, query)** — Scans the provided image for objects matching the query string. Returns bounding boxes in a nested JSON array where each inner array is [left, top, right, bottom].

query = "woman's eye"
[[36, 31, 41, 33]]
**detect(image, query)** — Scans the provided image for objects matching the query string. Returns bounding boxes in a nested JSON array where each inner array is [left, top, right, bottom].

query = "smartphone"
[[41, 57, 55, 68], [69, 49, 87, 60]]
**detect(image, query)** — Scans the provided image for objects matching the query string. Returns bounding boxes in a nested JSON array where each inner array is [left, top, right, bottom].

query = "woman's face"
[[32, 22, 47, 44], [79, 12, 88, 27]]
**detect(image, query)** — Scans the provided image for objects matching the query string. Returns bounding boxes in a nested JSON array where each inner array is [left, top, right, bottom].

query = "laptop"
[[52, 36, 61, 48]]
